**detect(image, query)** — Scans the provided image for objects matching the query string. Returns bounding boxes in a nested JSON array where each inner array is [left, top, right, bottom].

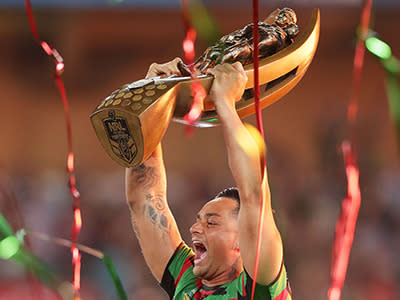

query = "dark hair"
[[215, 187, 240, 216]]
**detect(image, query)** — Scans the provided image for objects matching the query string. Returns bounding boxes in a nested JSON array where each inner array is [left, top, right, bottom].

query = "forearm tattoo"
[[129, 164, 159, 189]]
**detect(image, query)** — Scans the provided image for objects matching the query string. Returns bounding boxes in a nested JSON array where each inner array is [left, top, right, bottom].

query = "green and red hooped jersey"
[[160, 243, 292, 300]]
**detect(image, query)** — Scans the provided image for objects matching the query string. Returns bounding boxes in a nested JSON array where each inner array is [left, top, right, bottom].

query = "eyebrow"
[[196, 212, 221, 219]]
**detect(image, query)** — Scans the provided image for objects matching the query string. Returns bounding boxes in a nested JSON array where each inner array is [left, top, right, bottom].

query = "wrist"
[[215, 99, 237, 121]]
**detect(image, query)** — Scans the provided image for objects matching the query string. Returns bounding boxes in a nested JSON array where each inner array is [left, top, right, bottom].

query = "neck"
[[201, 257, 243, 287]]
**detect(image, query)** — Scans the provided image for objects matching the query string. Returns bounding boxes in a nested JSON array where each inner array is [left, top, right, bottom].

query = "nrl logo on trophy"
[[103, 110, 137, 164]]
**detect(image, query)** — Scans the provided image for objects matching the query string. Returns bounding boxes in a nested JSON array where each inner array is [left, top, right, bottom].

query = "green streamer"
[[189, 0, 220, 46], [1, 213, 128, 299], [382, 56, 400, 74], [12, 248, 58, 289], [380, 55, 400, 153], [0, 212, 15, 238], [366, 36, 392, 59], [0, 213, 59, 291], [103, 255, 128, 300], [206, 118, 219, 123], [366, 34, 400, 154], [0, 236, 20, 259], [384, 70, 400, 152]]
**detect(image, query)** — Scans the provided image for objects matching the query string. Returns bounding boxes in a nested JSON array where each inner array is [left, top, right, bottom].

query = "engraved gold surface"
[[124, 92, 133, 98], [142, 97, 152, 104], [145, 90, 156, 97], [132, 95, 142, 102], [156, 84, 167, 90], [145, 84, 155, 90], [133, 88, 144, 94], [113, 99, 122, 105], [131, 103, 142, 110], [97, 102, 105, 109], [105, 99, 113, 107], [116, 92, 124, 99], [122, 100, 131, 106]]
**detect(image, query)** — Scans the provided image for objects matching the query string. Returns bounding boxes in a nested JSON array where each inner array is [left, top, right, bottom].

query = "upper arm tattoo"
[[143, 193, 170, 233], [130, 215, 141, 238], [127, 164, 170, 234]]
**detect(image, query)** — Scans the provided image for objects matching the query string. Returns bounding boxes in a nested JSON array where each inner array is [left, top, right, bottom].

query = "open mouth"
[[193, 241, 208, 265]]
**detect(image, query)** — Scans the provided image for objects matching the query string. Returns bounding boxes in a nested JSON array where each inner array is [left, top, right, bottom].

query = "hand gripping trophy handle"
[[90, 9, 320, 168]]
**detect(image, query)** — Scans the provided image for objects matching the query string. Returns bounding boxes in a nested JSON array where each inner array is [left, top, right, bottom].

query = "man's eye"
[[207, 222, 216, 226]]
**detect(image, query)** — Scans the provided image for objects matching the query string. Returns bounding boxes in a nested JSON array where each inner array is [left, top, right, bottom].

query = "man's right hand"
[[146, 57, 185, 78], [144, 57, 186, 160]]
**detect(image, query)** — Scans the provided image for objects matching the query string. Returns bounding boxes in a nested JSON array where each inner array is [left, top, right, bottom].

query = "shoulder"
[[160, 243, 198, 299], [162, 243, 195, 281]]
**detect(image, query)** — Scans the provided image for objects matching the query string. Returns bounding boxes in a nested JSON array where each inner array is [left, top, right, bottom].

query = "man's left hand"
[[206, 62, 248, 112]]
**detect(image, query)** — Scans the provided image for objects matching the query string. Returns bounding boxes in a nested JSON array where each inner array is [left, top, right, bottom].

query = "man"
[[125, 57, 291, 299]]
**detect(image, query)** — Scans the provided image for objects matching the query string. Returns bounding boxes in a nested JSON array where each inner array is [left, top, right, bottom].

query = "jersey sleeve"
[[244, 262, 292, 300], [160, 242, 195, 299]]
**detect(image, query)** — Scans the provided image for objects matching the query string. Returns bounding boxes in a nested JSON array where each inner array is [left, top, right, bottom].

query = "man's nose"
[[190, 222, 202, 234]]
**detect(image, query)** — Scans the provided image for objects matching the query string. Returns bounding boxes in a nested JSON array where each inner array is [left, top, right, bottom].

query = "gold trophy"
[[90, 8, 320, 167]]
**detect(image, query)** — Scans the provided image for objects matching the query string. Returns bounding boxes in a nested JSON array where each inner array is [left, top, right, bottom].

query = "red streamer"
[[329, 0, 372, 299], [250, 1, 268, 300], [181, 0, 206, 133], [347, 0, 373, 124], [180, 2, 267, 298], [252, 0, 263, 140], [328, 142, 361, 300], [183, 28, 197, 63], [25, 1, 82, 297]]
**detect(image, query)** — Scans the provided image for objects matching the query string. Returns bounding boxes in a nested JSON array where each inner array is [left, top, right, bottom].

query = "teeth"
[[194, 251, 207, 265], [193, 241, 204, 248]]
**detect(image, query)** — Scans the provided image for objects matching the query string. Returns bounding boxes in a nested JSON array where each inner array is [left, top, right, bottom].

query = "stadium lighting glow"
[[365, 37, 392, 60]]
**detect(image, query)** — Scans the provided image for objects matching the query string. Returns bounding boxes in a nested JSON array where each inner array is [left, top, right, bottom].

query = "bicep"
[[128, 193, 182, 282], [125, 165, 182, 282]]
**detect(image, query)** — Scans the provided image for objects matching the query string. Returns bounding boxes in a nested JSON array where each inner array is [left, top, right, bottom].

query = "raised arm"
[[125, 58, 184, 282], [207, 62, 283, 285]]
